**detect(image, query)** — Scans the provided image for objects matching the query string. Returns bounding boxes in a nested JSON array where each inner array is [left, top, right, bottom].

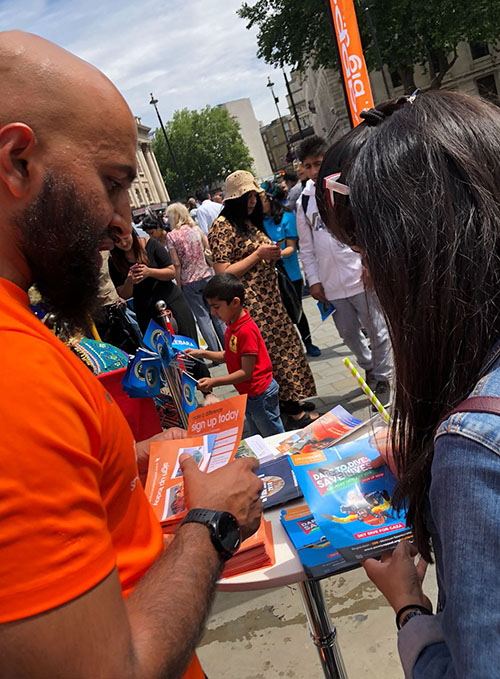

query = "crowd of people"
[[2, 27, 500, 679]]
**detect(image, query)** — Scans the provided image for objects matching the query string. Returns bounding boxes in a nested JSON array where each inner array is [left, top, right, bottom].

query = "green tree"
[[237, 0, 500, 93], [152, 106, 253, 199]]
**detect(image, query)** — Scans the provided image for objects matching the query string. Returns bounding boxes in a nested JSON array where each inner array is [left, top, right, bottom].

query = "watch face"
[[217, 512, 241, 554]]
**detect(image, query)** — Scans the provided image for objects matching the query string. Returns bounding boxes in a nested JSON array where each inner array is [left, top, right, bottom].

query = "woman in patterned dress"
[[208, 170, 317, 426]]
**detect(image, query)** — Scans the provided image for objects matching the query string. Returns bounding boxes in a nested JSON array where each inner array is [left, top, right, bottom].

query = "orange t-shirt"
[[0, 278, 202, 679]]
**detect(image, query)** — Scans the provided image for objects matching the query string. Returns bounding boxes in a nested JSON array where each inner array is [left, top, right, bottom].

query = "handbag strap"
[[438, 395, 500, 431]]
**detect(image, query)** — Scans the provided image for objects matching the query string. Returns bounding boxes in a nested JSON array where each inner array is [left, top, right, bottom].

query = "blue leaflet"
[[290, 435, 411, 564]]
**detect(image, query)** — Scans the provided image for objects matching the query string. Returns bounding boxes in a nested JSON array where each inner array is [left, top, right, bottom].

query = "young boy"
[[187, 273, 285, 437]]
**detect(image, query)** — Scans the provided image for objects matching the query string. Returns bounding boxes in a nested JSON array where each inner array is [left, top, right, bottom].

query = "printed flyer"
[[290, 434, 411, 563], [188, 394, 247, 471], [276, 405, 362, 456], [280, 504, 347, 579], [145, 434, 216, 524]]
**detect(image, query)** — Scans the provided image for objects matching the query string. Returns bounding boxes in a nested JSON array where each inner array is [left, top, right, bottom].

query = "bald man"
[[0, 31, 262, 679]]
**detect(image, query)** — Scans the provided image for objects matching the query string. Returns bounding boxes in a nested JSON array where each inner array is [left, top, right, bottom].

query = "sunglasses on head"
[[324, 172, 350, 208]]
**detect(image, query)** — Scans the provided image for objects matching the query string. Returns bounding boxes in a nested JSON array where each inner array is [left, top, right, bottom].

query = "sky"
[[0, 0, 291, 131]]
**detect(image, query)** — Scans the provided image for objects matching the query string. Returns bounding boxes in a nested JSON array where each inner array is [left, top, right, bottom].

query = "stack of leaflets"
[[276, 405, 362, 456], [256, 456, 302, 509], [144, 434, 216, 529], [222, 517, 275, 578], [288, 433, 411, 568], [280, 504, 347, 579], [144, 395, 277, 577]]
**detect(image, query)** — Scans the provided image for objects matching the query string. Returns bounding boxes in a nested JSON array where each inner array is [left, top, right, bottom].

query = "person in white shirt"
[[296, 135, 393, 401], [195, 189, 223, 235]]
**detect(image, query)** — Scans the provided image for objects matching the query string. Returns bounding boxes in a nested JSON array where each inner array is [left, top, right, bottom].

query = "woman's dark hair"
[[220, 191, 265, 237], [110, 229, 148, 278], [316, 99, 406, 244], [264, 184, 286, 225], [339, 90, 500, 562], [204, 273, 245, 306]]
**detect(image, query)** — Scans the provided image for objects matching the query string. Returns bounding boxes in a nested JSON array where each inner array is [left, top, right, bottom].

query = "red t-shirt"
[[224, 309, 273, 396]]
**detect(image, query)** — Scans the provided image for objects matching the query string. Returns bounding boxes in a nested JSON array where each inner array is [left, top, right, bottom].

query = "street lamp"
[[266, 77, 290, 149], [282, 70, 304, 139], [149, 93, 188, 200]]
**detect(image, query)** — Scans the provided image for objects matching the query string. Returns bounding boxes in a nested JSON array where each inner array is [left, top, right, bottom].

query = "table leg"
[[299, 579, 348, 679]]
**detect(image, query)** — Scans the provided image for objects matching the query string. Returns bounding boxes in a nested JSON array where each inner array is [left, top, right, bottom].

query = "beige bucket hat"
[[223, 170, 264, 202]]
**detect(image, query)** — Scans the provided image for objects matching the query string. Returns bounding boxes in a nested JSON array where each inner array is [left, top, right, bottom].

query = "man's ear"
[[0, 123, 38, 198]]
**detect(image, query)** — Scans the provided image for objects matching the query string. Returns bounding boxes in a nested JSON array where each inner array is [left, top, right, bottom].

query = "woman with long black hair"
[[209, 170, 317, 427], [316, 90, 500, 678], [261, 183, 321, 357]]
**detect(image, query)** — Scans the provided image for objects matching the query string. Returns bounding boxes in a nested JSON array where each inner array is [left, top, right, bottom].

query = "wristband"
[[396, 604, 432, 630]]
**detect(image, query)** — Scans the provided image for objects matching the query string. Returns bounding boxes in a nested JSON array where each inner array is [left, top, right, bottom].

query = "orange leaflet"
[[329, 0, 374, 126], [187, 394, 247, 471]]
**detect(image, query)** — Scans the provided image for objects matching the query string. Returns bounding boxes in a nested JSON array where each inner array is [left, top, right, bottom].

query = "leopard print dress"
[[209, 216, 316, 403]]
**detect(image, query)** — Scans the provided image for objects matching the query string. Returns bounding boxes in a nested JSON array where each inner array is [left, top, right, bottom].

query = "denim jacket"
[[398, 349, 500, 678]]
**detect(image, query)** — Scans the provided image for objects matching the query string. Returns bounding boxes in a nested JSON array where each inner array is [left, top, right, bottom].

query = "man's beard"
[[15, 172, 107, 331]]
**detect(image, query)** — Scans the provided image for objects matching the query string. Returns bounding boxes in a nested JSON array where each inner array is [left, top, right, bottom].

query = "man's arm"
[[296, 200, 320, 287], [0, 456, 262, 679]]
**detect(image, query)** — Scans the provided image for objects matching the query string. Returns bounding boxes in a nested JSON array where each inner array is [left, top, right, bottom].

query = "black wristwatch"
[[182, 509, 241, 560]]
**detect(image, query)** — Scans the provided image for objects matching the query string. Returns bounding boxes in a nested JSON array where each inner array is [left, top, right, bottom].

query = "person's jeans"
[[182, 277, 226, 351], [245, 379, 285, 437]]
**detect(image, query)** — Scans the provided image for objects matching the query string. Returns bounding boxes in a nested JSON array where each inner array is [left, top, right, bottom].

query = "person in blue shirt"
[[262, 185, 321, 357], [316, 89, 500, 678]]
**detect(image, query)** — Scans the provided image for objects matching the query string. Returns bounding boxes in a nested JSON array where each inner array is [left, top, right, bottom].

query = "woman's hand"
[[129, 263, 150, 283], [257, 244, 282, 261], [369, 427, 399, 477], [362, 541, 432, 614]]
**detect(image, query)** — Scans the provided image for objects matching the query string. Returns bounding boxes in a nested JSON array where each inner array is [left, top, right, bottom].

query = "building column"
[[139, 145, 161, 204], [144, 146, 169, 202]]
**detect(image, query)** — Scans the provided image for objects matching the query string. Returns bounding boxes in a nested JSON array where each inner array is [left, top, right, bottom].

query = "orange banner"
[[329, 0, 374, 126]]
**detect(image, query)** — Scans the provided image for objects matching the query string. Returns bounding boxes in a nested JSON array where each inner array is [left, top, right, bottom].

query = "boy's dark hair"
[[296, 134, 327, 162], [195, 189, 209, 202], [283, 170, 298, 183], [204, 273, 245, 306]]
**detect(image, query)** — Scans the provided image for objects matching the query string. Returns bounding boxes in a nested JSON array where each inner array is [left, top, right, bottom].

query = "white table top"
[[218, 415, 382, 592]]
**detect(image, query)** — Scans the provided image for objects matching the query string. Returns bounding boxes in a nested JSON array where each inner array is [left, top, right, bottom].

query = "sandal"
[[283, 411, 320, 431]]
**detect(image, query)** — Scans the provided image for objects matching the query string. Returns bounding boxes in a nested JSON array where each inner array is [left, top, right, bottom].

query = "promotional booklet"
[[280, 504, 347, 579], [289, 434, 411, 564], [256, 456, 302, 509], [144, 434, 216, 526], [235, 434, 275, 464], [276, 405, 362, 456], [187, 394, 247, 471]]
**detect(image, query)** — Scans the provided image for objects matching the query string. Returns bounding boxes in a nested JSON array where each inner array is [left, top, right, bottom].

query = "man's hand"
[[136, 427, 188, 486], [362, 541, 431, 614], [180, 455, 263, 540], [197, 377, 215, 392], [309, 282, 328, 303]]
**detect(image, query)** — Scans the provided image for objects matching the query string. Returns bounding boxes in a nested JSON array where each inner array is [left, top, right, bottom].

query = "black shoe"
[[373, 380, 391, 408], [365, 369, 377, 391]]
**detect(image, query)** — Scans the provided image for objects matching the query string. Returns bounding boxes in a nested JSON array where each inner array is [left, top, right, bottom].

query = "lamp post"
[[283, 70, 304, 139], [355, 0, 391, 99], [149, 93, 187, 200], [266, 77, 290, 148]]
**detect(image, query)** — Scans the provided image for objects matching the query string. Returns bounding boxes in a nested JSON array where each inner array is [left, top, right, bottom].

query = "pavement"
[[196, 294, 438, 679]]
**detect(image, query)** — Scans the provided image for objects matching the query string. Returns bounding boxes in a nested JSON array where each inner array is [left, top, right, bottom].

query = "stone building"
[[288, 41, 500, 145], [260, 114, 298, 174], [127, 117, 169, 213], [219, 98, 273, 181]]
